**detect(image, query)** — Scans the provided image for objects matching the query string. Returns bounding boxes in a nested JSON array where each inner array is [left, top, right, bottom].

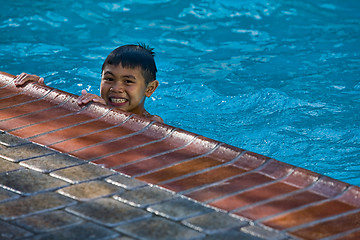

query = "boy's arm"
[[14, 73, 45, 86], [77, 90, 106, 106]]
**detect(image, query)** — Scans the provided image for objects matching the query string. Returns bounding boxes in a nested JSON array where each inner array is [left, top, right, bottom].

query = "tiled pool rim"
[[0, 71, 360, 240]]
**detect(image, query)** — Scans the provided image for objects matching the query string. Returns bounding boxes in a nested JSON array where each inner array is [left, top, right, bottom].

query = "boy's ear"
[[145, 80, 159, 97]]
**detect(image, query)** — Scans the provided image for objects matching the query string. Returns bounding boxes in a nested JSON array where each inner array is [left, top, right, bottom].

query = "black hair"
[[102, 44, 157, 85]]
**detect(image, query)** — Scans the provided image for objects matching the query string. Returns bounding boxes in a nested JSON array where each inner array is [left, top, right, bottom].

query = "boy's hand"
[[77, 90, 106, 106], [14, 73, 45, 86]]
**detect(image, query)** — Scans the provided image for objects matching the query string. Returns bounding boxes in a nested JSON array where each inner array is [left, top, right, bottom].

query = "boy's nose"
[[110, 83, 124, 93]]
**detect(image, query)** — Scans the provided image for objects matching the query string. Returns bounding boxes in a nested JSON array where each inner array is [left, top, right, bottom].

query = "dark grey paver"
[[0, 132, 29, 147], [106, 174, 147, 190], [0, 169, 69, 196], [0, 221, 33, 240], [57, 180, 123, 201], [30, 222, 119, 240], [115, 216, 204, 240], [20, 153, 85, 173], [0, 192, 76, 220], [203, 229, 264, 240], [50, 163, 115, 183], [0, 143, 55, 162], [66, 197, 151, 227], [0, 158, 22, 173], [15, 210, 83, 233], [182, 211, 249, 234], [0, 188, 19, 203], [147, 197, 213, 221], [114, 186, 175, 208]]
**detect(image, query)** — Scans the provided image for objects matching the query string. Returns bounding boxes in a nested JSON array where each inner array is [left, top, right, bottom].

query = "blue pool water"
[[1, 0, 359, 185]]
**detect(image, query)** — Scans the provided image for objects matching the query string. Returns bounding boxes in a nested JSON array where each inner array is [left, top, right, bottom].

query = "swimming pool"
[[1, 0, 359, 185]]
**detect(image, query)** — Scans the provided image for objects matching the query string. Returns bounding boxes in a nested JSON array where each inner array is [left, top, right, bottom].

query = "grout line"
[[321, 226, 360, 240], [0, 88, 54, 110]]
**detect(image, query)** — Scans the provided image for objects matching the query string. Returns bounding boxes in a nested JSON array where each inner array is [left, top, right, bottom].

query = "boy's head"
[[102, 44, 157, 85]]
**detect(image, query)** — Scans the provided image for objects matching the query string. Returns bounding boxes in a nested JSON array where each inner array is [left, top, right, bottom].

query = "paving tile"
[[338, 186, 360, 207], [209, 181, 299, 211], [57, 180, 123, 201], [66, 198, 151, 227], [115, 216, 204, 240], [15, 210, 83, 233], [256, 159, 295, 179], [231, 151, 269, 170], [115, 136, 219, 176], [31, 222, 119, 240], [0, 169, 69, 196], [50, 163, 115, 184], [309, 176, 349, 198], [0, 192, 76, 220], [0, 158, 22, 173], [0, 188, 19, 203], [182, 211, 248, 234], [0, 132, 29, 147], [0, 94, 45, 110], [114, 186, 175, 208], [20, 153, 85, 173], [186, 172, 274, 202], [333, 230, 360, 240], [160, 165, 246, 193], [262, 199, 358, 230], [235, 190, 326, 221], [289, 211, 360, 240], [105, 174, 148, 190], [282, 167, 320, 188], [203, 229, 264, 240], [241, 224, 288, 240], [138, 156, 225, 184], [147, 197, 214, 221], [69, 122, 170, 161], [0, 143, 56, 162], [93, 128, 197, 168], [0, 221, 33, 240]]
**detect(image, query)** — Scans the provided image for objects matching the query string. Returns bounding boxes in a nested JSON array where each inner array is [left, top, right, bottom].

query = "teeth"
[[110, 98, 127, 103]]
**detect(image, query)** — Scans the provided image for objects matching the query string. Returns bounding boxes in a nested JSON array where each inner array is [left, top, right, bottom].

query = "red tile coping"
[[1, 71, 359, 239]]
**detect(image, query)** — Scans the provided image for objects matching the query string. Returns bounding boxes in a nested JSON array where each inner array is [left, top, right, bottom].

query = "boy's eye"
[[104, 78, 113, 82], [125, 80, 134, 84]]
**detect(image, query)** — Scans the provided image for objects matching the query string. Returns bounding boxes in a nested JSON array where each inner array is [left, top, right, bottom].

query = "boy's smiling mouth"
[[109, 97, 128, 106]]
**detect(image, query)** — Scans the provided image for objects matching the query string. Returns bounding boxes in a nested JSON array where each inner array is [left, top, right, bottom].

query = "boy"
[[14, 44, 163, 122]]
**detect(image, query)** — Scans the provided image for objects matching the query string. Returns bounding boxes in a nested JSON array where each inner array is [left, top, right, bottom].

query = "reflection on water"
[[1, 0, 359, 184]]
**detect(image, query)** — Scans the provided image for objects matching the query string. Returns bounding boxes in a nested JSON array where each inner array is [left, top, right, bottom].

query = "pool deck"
[[0, 71, 359, 240]]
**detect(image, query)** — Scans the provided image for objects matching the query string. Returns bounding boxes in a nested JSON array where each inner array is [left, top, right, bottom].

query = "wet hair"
[[102, 44, 157, 85]]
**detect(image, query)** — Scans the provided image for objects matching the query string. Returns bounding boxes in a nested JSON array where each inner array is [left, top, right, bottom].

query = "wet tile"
[[282, 167, 320, 188], [0, 158, 22, 173], [115, 216, 204, 240], [50, 163, 115, 184], [0, 221, 33, 240], [240, 224, 288, 240], [160, 166, 246, 193], [137, 156, 224, 184], [0, 94, 43, 110], [20, 153, 85, 173], [0, 132, 29, 147], [289, 211, 360, 240], [57, 180, 123, 201], [333, 230, 360, 240], [93, 129, 196, 168], [0, 143, 56, 162], [114, 186, 175, 208], [66, 198, 150, 227], [32, 222, 119, 240], [105, 174, 147, 190], [262, 200, 357, 230], [115, 136, 219, 176], [186, 172, 274, 202], [147, 197, 213, 221], [15, 210, 83, 233], [235, 190, 326, 220], [309, 176, 349, 198], [0, 188, 19, 203], [0, 192, 75, 220], [338, 186, 360, 207], [231, 151, 269, 170], [183, 211, 248, 234], [209, 181, 299, 211], [203, 230, 264, 240], [0, 169, 69, 196], [256, 159, 295, 178]]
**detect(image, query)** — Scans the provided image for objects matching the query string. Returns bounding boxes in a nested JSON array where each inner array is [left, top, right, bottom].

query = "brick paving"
[[1, 71, 360, 239]]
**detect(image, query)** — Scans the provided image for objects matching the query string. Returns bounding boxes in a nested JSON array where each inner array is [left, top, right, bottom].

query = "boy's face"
[[100, 64, 158, 115]]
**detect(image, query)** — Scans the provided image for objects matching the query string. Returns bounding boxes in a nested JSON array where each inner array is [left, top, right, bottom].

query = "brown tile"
[[333, 230, 360, 240], [338, 186, 360, 207], [0, 94, 42, 110], [262, 200, 357, 230], [114, 136, 219, 176], [282, 167, 320, 188], [309, 176, 349, 198], [186, 172, 274, 202], [235, 190, 326, 220], [256, 159, 295, 178], [289, 211, 360, 240], [160, 166, 245, 193], [92, 129, 196, 168], [137, 157, 224, 184], [231, 151, 269, 170], [209, 181, 299, 211]]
